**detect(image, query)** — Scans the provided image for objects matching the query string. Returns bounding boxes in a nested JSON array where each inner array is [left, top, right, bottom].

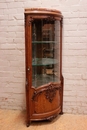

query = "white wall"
[[0, 0, 87, 114]]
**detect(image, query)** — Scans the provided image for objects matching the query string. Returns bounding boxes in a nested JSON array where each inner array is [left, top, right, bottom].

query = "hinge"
[[60, 17, 63, 27], [26, 79, 28, 90]]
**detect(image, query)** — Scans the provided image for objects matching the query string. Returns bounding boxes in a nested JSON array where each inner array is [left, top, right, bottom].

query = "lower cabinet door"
[[30, 85, 61, 120]]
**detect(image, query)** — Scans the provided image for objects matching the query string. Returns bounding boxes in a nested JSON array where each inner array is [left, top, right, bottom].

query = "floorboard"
[[0, 109, 87, 130]]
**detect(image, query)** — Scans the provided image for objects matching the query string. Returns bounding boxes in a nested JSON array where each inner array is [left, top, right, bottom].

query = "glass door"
[[32, 19, 60, 88]]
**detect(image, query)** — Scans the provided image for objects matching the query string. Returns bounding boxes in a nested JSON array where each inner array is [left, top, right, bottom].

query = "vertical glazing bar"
[[60, 18, 63, 81], [60, 17, 64, 114], [32, 23, 37, 87], [53, 21, 55, 82]]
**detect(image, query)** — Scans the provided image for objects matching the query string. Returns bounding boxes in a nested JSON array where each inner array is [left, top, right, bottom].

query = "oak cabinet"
[[24, 8, 64, 127]]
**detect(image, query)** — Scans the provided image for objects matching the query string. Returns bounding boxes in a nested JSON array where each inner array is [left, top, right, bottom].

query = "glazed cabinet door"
[[30, 19, 62, 119], [32, 19, 60, 87]]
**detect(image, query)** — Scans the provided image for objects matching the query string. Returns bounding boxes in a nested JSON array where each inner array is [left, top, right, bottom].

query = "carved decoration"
[[44, 114, 57, 121], [45, 84, 59, 103], [32, 83, 61, 102], [32, 90, 42, 101], [28, 16, 34, 25], [25, 16, 34, 26], [47, 16, 55, 21]]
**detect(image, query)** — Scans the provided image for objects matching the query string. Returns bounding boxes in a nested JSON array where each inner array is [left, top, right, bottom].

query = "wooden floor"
[[0, 109, 87, 130]]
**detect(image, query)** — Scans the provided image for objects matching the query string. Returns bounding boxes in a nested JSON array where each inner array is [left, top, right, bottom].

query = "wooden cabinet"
[[24, 8, 64, 127]]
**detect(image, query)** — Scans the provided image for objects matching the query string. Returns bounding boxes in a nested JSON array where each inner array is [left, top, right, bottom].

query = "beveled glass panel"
[[32, 19, 60, 88]]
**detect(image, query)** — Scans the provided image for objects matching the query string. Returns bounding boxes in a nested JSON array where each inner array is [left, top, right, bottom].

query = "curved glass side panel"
[[32, 19, 60, 88]]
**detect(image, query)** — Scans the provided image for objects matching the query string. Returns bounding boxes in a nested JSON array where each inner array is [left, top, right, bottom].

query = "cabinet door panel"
[[34, 90, 60, 114]]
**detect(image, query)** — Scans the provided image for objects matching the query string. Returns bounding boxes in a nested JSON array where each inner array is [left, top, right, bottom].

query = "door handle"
[[27, 67, 30, 71]]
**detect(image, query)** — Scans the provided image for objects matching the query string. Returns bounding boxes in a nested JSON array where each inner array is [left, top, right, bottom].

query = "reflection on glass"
[[32, 20, 60, 88]]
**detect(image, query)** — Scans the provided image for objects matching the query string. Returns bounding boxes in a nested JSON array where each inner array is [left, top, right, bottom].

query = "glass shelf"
[[32, 41, 56, 44], [32, 58, 58, 66], [32, 74, 59, 88]]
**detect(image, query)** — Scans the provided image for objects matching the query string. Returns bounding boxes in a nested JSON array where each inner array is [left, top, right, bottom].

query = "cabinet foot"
[[26, 121, 31, 127], [59, 111, 63, 115]]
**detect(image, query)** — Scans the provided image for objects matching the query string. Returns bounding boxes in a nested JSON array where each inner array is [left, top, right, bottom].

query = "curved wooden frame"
[[25, 8, 62, 17]]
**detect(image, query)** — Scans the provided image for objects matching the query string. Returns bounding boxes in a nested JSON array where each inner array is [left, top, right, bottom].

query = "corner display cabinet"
[[24, 8, 64, 126]]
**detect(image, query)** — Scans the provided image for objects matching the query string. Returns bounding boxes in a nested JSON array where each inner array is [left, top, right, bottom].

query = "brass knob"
[[27, 67, 30, 71]]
